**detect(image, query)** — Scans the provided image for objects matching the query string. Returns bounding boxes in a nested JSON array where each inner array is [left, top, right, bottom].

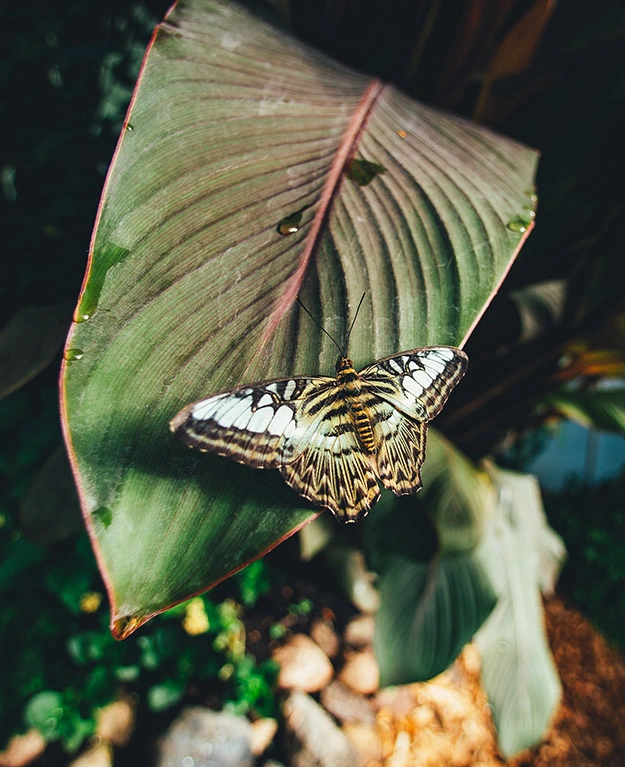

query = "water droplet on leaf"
[[497, 639, 510, 653], [277, 205, 309, 236], [64, 348, 84, 361], [346, 157, 386, 187], [507, 217, 528, 233], [92, 506, 113, 529]]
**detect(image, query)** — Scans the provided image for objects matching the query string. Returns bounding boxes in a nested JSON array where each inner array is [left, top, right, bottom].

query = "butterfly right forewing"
[[361, 346, 468, 421]]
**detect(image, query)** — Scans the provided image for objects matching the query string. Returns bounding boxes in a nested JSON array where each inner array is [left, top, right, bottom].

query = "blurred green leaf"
[[475, 465, 564, 757], [147, 680, 185, 712], [0, 304, 71, 400], [374, 550, 496, 685], [422, 430, 496, 552], [61, 0, 538, 634], [235, 560, 272, 607], [508, 279, 566, 343], [20, 445, 83, 546], [24, 691, 65, 741], [545, 388, 625, 434]]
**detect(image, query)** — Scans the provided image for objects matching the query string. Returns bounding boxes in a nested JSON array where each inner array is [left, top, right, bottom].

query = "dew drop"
[[507, 217, 528, 233], [277, 205, 309, 236], [346, 157, 387, 186], [73, 311, 92, 323], [277, 220, 299, 235], [125, 123, 134, 132], [64, 348, 84, 361], [92, 506, 113, 529]]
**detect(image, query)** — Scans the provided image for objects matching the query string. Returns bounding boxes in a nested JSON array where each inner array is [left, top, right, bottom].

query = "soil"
[[10, 593, 625, 767], [511, 598, 625, 767]]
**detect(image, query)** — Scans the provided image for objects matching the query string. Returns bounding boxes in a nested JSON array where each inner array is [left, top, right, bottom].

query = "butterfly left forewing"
[[169, 376, 334, 469]]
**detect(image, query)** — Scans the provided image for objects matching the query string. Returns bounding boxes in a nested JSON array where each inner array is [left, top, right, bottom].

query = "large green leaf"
[[475, 466, 564, 757], [60, 0, 538, 635]]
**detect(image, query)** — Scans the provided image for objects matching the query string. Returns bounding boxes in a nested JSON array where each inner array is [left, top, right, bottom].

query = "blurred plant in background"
[[2, 0, 624, 759]]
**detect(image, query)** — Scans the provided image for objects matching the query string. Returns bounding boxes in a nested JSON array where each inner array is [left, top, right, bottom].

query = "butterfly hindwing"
[[373, 406, 428, 495], [280, 407, 380, 522]]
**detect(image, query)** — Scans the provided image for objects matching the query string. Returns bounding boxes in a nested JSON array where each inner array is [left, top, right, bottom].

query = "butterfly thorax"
[[335, 356, 376, 454]]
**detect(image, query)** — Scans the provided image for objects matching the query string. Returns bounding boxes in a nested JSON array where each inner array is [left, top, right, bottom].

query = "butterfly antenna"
[[296, 296, 342, 354], [296, 292, 366, 356], [344, 292, 367, 349]]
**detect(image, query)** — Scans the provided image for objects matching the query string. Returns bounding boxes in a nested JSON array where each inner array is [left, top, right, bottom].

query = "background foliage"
[[2, 0, 625, 758]]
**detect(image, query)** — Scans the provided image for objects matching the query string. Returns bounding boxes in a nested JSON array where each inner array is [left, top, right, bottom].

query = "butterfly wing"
[[170, 376, 333, 469], [279, 394, 380, 522], [170, 375, 380, 521], [360, 346, 468, 495]]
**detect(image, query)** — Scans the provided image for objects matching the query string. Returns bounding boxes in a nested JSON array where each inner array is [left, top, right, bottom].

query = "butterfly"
[[170, 322, 467, 523]]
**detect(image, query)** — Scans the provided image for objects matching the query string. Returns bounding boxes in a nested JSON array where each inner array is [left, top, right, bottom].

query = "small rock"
[[68, 743, 112, 767], [310, 618, 340, 659], [339, 647, 380, 695], [0, 730, 45, 767], [273, 633, 334, 692], [342, 722, 385, 767], [282, 690, 358, 767], [320, 680, 375, 724], [154, 707, 253, 767], [373, 685, 417, 717], [343, 615, 375, 648], [326, 546, 380, 614], [250, 718, 278, 756], [96, 698, 135, 747]]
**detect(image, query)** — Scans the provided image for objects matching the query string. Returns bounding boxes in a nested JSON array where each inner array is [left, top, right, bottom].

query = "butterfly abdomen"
[[337, 357, 376, 454]]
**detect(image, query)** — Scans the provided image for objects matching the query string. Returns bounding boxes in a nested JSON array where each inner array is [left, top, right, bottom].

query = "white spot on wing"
[[403, 375, 424, 398], [192, 398, 220, 421], [412, 369, 434, 389], [283, 380, 296, 399], [215, 396, 253, 428], [258, 394, 273, 408], [268, 405, 294, 436], [247, 407, 275, 433], [423, 358, 446, 375], [436, 348, 454, 361], [388, 359, 403, 374]]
